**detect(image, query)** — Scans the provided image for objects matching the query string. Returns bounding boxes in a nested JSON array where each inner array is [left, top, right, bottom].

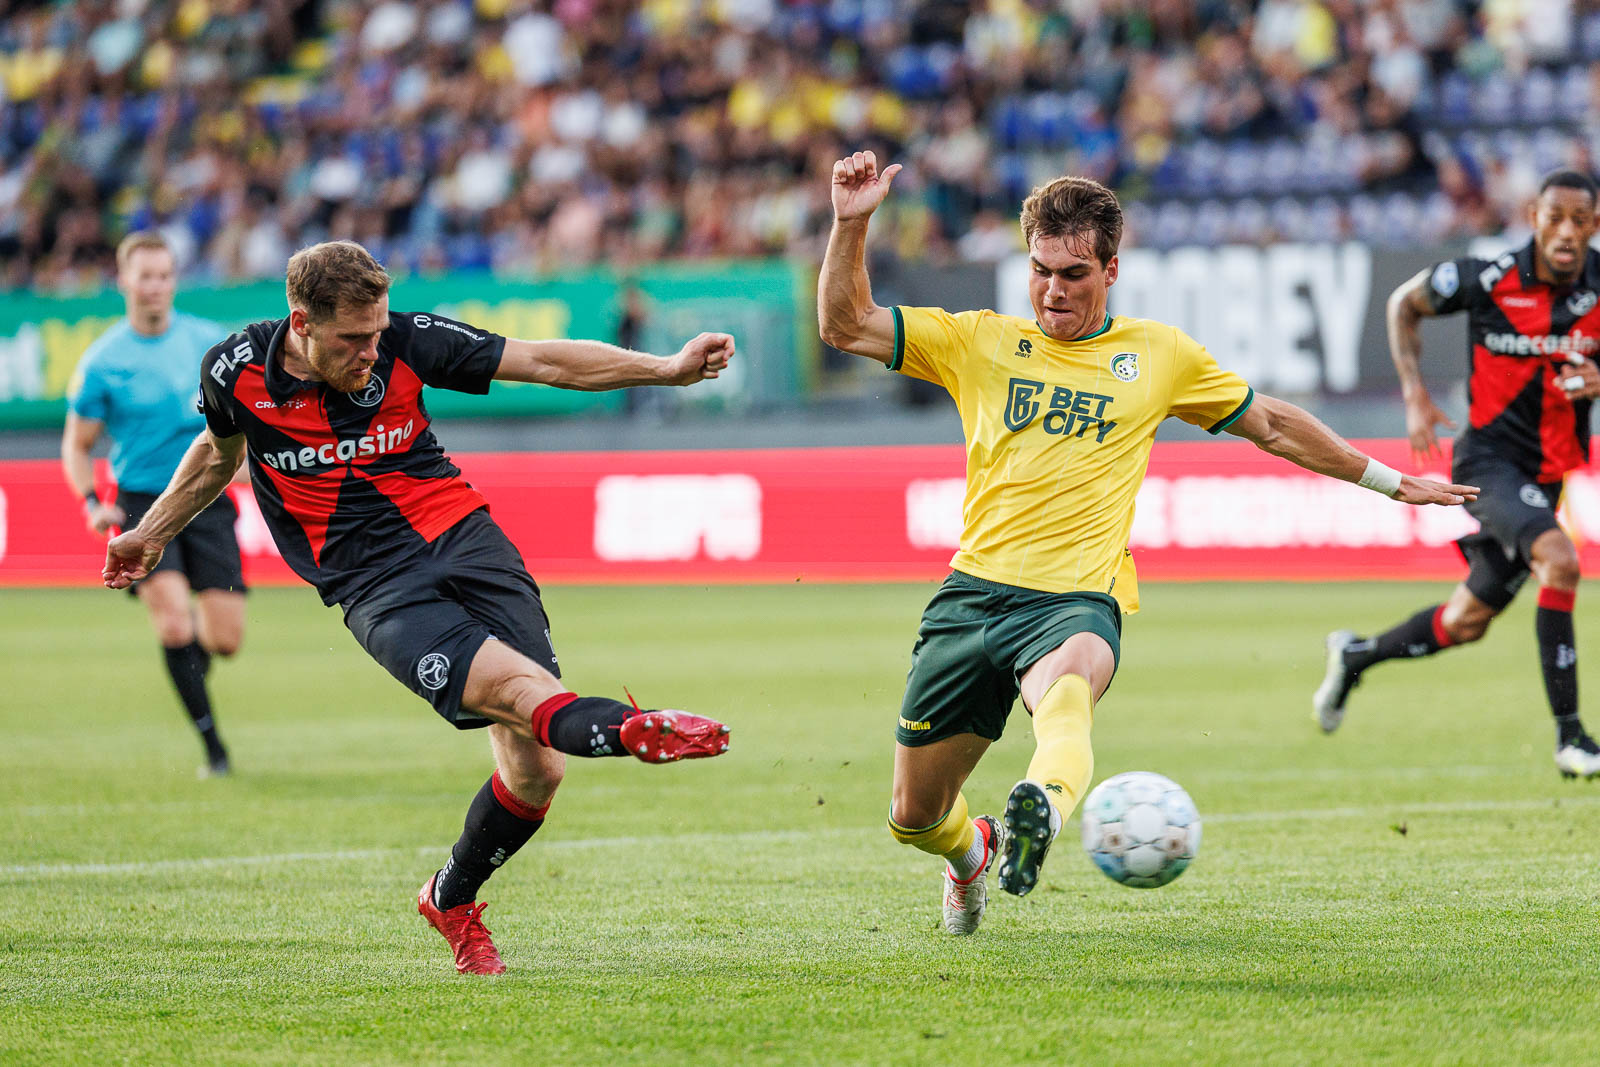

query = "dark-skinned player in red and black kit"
[[1315, 170, 1600, 780], [104, 241, 733, 974]]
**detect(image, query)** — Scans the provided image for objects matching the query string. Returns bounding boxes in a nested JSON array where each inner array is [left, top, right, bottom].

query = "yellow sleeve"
[[1167, 327, 1254, 434], [888, 306, 983, 393]]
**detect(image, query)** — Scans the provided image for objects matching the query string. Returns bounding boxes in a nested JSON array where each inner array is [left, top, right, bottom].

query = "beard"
[[310, 355, 373, 393]]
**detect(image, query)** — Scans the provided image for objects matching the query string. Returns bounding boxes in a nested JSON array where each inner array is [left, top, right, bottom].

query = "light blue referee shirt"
[[67, 312, 227, 495]]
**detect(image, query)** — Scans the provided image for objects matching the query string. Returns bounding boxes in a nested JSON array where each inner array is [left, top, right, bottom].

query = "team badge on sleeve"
[[1110, 351, 1139, 382], [1431, 262, 1459, 299]]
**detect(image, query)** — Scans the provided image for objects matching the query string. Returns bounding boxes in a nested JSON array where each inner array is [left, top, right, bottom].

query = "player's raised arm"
[[104, 429, 246, 588], [1222, 393, 1479, 506], [1388, 267, 1458, 463], [493, 333, 734, 391], [817, 150, 903, 363]]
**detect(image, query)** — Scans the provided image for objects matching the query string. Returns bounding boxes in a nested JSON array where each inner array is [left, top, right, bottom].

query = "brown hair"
[[284, 241, 392, 322], [115, 230, 172, 271], [1019, 177, 1124, 265]]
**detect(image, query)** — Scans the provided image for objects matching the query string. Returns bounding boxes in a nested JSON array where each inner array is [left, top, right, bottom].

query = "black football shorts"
[[117, 490, 247, 597], [1451, 453, 1564, 610], [341, 508, 559, 729]]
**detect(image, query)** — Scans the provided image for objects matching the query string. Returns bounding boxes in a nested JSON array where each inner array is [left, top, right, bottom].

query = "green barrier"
[[0, 261, 810, 429]]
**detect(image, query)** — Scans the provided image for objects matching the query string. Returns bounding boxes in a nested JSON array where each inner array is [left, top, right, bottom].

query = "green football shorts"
[[896, 570, 1122, 747]]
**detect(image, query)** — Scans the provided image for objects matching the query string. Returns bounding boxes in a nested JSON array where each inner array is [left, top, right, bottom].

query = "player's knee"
[[204, 631, 243, 657], [1537, 553, 1581, 591], [152, 613, 194, 647], [887, 797, 942, 840]]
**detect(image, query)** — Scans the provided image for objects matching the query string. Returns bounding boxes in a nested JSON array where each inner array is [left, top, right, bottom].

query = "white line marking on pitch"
[[5, 795, 1600, 880]]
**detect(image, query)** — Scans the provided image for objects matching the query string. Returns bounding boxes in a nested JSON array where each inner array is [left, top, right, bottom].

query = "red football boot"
[[417, 873, 506, 975], [618, 691, 731, 763]]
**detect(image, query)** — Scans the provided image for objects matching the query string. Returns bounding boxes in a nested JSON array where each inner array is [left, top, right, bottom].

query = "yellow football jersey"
[[891, 307, 1253, 612]]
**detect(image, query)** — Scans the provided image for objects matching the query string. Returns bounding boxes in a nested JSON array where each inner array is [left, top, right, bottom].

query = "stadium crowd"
[[4, 0, 1600, 292]]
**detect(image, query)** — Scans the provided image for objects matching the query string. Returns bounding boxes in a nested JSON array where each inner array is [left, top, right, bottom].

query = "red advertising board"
[[5, 441, 1598, 587]]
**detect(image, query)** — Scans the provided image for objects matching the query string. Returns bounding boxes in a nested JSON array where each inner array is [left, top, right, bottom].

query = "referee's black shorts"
[[340, 508, 559, 729], [117, 489, 247, 597], [1451, 452, 1564, 610]]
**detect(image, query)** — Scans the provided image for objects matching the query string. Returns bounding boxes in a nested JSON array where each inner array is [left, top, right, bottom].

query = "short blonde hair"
[[285, 241, 392, 322], [115, 230, 172, 271]]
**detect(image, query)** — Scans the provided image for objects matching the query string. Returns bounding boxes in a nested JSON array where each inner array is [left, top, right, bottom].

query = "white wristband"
[[1358, 458, 1403, 499]]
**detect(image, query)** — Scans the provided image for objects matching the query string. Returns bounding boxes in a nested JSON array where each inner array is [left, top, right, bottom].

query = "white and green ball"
[[1080, 771, 1201, 888]]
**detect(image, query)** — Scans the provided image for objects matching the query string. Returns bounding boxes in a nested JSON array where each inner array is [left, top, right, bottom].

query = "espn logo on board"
[[593, 475, 762, 561]]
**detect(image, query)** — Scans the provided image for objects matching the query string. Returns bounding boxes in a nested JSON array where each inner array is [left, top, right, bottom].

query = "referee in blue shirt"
[[62, 231, 246, 777]]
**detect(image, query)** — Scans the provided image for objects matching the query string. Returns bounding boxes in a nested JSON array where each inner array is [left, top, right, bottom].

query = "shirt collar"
[[262, 317, 318, 405]]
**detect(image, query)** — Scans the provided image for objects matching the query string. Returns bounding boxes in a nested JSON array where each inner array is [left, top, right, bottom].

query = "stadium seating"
[[3, 0, 1600, 290]]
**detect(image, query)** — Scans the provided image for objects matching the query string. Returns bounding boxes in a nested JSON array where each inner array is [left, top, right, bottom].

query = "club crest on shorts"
[[1110, 351, 1139, 382], [1570, 291, 1597, 316], [417, 652, 450, 691], [1520, 484, 1551, 509], [351, 375, 386, 408]]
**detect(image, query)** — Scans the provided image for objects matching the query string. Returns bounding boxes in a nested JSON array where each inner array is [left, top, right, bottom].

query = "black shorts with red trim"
[[340, 508, 559, 729], [1450, 451, 1563, 611], [117, 490, 247, 598]]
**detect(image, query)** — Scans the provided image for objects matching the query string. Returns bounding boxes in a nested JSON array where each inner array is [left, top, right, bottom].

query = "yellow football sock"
[[1026, 674, 1095, 817], [887, 790, 976, 860]]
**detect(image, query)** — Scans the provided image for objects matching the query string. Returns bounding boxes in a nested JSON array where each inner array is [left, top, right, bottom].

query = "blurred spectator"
[[3, 0, 1600, 292]]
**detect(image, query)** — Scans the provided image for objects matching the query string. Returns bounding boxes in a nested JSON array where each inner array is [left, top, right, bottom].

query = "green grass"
[[3, 582, 1598, 1065]]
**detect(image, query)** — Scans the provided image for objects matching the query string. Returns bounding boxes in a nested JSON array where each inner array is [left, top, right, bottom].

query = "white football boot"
[[1554, 737, 1600, 779], [941, 815, 1007, 936], [998, 780, 1063, 897], [1312, 630, 1363, 734]]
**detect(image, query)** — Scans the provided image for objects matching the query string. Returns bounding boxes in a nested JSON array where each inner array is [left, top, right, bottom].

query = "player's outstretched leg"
[[998, 780, 1063, 897], [999, 674, 1092, 896], [531, 692, 730, 763], [1312, 630, 1362, 733], [941, 814, 1006, 935], [1313, 604, 1462, 734]]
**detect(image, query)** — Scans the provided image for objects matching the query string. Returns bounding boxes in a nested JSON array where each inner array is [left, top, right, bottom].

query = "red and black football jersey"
[[1426, 241, 1600, 481], [199, 312, 506, 605]]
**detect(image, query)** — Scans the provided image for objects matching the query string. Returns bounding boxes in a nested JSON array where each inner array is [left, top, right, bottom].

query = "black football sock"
[[434, 772, 547, 910], [1535, 588, 1582, 745], [162, 641, 226, 760], [1343, 605, 1452, 674], [530, 692, 633, 757]]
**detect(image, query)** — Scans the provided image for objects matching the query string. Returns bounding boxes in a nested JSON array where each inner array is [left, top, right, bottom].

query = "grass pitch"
[[3, 581, 1598, 1065]]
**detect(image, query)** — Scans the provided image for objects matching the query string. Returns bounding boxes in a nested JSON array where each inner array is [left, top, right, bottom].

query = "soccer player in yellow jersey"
[[818, 150, 1481, 935]]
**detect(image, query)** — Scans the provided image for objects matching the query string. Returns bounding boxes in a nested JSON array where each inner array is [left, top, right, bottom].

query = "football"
[[1080, 771, 1201, 888]]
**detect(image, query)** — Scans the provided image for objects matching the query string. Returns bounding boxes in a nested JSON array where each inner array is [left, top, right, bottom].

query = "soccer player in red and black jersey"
[[1315, 170, 1600, 779], [102, 241, 734, 974]]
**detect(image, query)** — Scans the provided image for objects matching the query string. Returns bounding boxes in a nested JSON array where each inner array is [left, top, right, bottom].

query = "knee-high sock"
[[530, 692, 634, 756], [1536, 587, 1583, 744], [887, 790, 976, 861], [1026, 675, 1095, 817], [162, 641, 225, 758], [1343, 605, 1453, 673], [434, 771, 549, 909]]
